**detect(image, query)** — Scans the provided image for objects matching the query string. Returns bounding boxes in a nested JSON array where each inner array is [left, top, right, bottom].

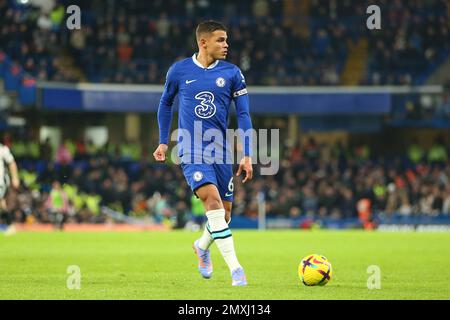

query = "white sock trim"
[[197, 217, 231, 251]]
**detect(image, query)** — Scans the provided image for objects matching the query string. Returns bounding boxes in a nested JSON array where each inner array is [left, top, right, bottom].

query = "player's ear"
[[198, 32, 212, 47], [199, 37, 207, 48]]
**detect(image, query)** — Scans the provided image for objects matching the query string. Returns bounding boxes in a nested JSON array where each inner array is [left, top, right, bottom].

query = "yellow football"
[[298, 254, 333, 286]]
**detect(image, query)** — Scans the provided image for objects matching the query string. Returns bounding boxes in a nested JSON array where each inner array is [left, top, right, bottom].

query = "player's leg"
[[192, 199, 236, 278], [181, 163, 217, 279], [223, 200, 232, 224], [0, 196, 15, 236], [56, 211, 65, 230], [193, 200, 231, 279], [204, 164, 246, 286], [196, 199, 231, 251], [0, 198, 7, 223]]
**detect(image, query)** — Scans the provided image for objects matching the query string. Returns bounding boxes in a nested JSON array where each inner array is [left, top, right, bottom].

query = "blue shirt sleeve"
[[157, 64, 179, 145], [232, 67, 253, 157]]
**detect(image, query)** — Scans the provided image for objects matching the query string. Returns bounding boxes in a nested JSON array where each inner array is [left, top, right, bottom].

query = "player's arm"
[[154, 64, 179, 162], [8, 161, 19, 189], [5, 148, 19, 189], [232, 67, 253, 183]]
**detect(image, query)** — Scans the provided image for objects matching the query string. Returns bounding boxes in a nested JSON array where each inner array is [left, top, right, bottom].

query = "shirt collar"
[[192, 53, 219, 69]]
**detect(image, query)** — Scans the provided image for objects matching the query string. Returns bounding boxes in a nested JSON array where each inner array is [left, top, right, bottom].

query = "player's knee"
[[204, 198, 223, 211]]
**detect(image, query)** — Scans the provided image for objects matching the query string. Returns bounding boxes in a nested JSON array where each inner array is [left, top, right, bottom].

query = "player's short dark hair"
[[196, 20, 227, 41]]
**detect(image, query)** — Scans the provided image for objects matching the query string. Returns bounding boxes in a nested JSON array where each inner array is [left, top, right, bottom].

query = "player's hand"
[[11, 177, 20, 189], [236, 156, 253, 184], [153, 144, 168, 162]]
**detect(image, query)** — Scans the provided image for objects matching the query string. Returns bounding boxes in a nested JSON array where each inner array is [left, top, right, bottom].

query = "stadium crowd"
[[1, 135, 449, 228], [1, 0, 449, 228], [0, 0, 448, 86]]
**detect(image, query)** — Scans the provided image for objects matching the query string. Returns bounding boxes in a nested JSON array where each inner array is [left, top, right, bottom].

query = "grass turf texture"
[[0, 230, 449, 299]]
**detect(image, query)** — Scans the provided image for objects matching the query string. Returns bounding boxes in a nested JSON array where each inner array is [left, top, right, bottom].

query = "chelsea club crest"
[[193, 171, 203, 182], [215, 77, 226, 87]]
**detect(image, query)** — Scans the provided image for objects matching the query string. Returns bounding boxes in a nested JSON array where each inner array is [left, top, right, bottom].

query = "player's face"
[[205, 30, 228, 60]]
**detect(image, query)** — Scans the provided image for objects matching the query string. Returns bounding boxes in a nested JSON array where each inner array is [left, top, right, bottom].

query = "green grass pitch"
[[1, 230, 449, 299]]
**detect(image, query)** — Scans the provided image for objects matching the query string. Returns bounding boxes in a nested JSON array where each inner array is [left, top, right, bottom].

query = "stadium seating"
[[1, 0, 448, 86], [2, 138, 449, 227], [0, 0, 449, 229]]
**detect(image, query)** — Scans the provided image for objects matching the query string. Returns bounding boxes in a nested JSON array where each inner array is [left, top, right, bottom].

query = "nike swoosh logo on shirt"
[[225, 192, 233, 197], [186, 79, 197, 84]]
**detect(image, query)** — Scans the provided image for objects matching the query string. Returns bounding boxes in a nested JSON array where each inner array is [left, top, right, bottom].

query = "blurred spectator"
[[44, 180, 70, 229], [252, 0, 269, 19], [408, 138, 425, 164], [50, 4, 65, 31], [37, 12, 52, 30], [55, 142, 73, 165], [428, 137, 448, 164], [40, 138, 53, 162], [443, 185, 450, 215], [190, 195, 206, 226], [156, 12, 171, 39]]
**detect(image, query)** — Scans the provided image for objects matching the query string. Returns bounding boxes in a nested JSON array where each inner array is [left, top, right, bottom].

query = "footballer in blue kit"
[[154, 21, 253, 286]]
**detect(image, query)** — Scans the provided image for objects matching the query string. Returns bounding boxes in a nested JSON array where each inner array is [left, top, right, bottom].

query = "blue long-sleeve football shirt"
[[157, 54, 253, 163]]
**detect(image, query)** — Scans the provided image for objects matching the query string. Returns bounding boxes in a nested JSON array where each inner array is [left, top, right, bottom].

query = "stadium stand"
[[2, 136, 449, 228], [1, 0, 449, 86], [0, 0, 449, 230]]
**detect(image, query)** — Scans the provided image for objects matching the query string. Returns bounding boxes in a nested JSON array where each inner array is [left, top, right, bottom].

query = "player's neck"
[[196, 52, 216, 69]]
